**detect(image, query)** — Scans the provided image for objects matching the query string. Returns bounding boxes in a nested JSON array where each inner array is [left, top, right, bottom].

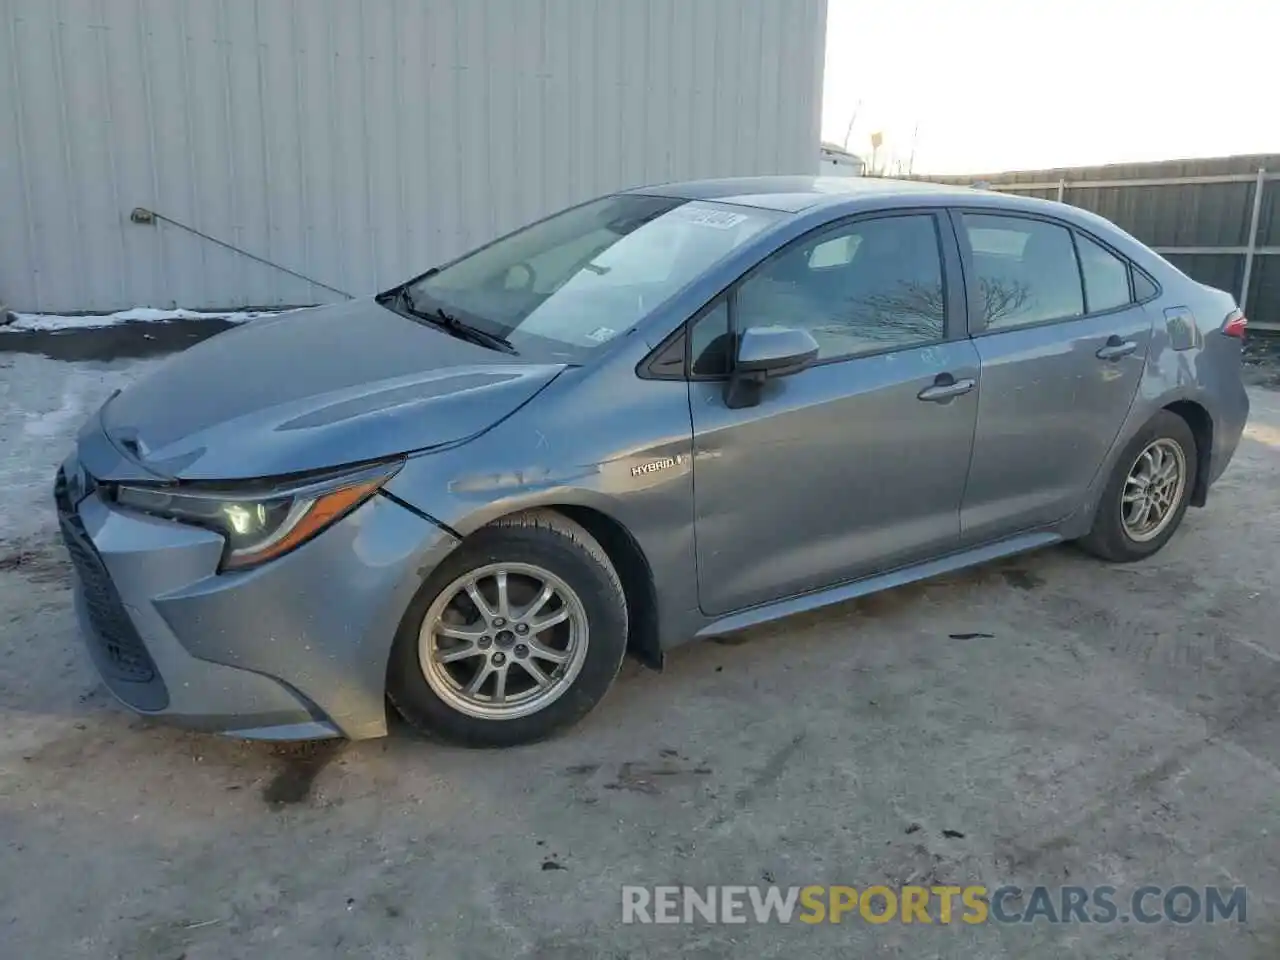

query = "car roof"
[[624, 175, 1167, 281], [627, 175, 1064, 217]]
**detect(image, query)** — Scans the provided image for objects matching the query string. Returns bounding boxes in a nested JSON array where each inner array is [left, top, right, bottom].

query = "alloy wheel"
[[1120, 437, 1187, 543], [418, 562, 589, 720]]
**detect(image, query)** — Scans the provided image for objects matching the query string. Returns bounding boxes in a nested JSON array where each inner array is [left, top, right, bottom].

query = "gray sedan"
[[55, 177, 1250, 746]]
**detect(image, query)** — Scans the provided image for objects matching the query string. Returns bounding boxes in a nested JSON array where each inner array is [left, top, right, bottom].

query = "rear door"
[[689, 210, 981, 616], [953, 210, 1155, 543]]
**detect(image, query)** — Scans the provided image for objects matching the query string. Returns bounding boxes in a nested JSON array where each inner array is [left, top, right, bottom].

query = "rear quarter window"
[[1133, 270, 1158, 301], [1075, 233, 1131, 313]]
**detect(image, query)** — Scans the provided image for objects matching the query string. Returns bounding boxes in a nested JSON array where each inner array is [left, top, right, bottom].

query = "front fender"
[[382, 364, 703, 648]]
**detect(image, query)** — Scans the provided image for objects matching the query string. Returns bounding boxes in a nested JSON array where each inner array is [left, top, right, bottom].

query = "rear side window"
[[1133, 270, 1158, 301], [1075, 233, 1131, 313], [962, 214, 1083, 330]]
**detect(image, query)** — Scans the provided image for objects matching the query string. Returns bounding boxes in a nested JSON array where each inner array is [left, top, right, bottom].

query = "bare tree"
[[978, 276, 1030, 327], [816, 276, 1031, 344], [807, 280, 946, 344]]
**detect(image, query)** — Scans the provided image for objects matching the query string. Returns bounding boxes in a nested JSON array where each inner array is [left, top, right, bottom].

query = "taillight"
[[1222, 310, 1248, 339]]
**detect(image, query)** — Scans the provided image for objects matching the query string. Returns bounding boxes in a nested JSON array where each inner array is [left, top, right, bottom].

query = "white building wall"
[[1, 0, 826, 313]]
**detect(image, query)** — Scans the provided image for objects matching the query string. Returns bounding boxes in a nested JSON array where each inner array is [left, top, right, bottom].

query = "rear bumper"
[[1206, 375, 1250, 488], [56, 460, 459, 741]]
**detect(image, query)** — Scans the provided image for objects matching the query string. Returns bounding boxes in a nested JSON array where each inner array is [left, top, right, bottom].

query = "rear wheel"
[[1078, 410, 1198, 562], [387, 509, 628, 746]]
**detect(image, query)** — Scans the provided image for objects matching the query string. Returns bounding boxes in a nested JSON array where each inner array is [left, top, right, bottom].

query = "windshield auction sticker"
[[671, 208, 749, 230]]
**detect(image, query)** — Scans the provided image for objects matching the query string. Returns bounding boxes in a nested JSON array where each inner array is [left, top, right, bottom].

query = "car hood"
[[93, 297, 566, 481]]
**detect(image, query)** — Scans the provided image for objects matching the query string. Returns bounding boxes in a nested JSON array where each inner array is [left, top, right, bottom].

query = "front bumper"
[[55, 460, 458, 740]]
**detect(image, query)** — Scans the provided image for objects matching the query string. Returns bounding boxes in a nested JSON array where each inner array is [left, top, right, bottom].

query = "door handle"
[[1096, 336, 1138, 361], [917, 375, 976, 403]]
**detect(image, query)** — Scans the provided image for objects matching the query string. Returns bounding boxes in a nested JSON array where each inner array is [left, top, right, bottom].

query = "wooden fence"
[[925, 154, 1280, 330]]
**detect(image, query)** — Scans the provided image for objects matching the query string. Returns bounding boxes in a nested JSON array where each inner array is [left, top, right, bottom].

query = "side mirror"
[[737, 326, 820, 376], [725, 326, 819, 409]]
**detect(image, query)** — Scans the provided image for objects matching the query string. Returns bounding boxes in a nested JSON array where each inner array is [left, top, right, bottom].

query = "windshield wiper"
[[432, 308, 518, 354], [398, 287, 517, 355]]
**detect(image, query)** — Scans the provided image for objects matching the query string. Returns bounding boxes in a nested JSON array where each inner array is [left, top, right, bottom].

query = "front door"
[[689, 211, 981, 617], [953, 211, 1154, 542]]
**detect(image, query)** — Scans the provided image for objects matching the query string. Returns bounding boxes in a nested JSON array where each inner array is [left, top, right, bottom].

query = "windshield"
[[406, 195, 779, 360]]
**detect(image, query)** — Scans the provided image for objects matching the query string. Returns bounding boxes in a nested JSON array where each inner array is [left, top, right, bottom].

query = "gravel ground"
[[2, 324, 1279, 959]]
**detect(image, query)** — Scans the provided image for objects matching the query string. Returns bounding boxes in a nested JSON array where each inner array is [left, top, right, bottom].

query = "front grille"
[[55, 467, 159, 684]]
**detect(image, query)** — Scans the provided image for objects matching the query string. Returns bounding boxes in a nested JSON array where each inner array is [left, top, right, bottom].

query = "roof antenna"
[[842, 100, 862, 151]]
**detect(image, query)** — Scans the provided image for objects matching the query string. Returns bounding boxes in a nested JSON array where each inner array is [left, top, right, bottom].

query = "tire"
[[387, 509, 628, 747], [1077, 410, 1198, 563]]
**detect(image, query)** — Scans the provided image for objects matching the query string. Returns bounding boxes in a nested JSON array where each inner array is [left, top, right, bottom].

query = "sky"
[[820, 0, 1275, 175]]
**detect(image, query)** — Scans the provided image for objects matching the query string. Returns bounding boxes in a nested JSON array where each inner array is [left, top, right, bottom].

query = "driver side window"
[[686, 214, 948, 375], [735, 214, 946, 361]]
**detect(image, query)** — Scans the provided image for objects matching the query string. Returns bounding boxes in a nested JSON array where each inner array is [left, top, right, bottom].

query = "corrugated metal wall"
[[0, 0, 826, 313], [926, 154, 1280, 326]]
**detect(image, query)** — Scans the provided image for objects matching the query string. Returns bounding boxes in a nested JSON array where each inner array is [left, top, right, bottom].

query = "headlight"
[[114, 460, 403, 571]]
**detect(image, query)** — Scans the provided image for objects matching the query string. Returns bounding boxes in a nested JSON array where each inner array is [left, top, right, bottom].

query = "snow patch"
[[0, 353, 162, 542], [2, 306, 285, 332]]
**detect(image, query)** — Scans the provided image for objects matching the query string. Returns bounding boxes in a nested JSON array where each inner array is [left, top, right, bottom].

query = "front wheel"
[[1077, 410, 1198, 563], [387, 509, 628, 747]]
